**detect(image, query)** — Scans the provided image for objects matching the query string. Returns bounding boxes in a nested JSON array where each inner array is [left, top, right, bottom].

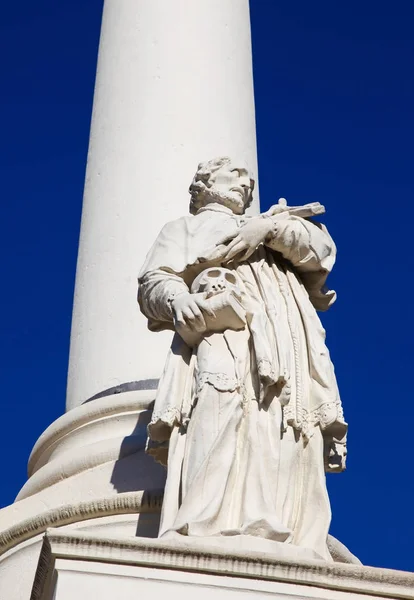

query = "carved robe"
[[138, 203, 347, 561]]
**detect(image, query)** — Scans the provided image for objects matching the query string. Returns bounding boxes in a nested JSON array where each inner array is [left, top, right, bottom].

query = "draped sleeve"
[[138, 269, 189, 332], [265, 216, 337, 311], [137, 216, 196, 332]]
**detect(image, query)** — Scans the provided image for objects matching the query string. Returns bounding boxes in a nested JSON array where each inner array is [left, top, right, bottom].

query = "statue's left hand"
[[208, 217, 274, 262], [324, 436, 347, 473]]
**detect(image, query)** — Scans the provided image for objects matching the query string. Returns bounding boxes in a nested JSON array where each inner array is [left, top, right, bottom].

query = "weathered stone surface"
[[32, 530, 414, 600], [139, 157, 348, 561]]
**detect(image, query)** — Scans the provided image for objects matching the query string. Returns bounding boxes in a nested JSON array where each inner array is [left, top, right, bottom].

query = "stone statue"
[[138, 157, 348, 562]]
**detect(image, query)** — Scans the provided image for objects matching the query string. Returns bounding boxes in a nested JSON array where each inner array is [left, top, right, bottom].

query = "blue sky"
[[1, 0, 413, 571]]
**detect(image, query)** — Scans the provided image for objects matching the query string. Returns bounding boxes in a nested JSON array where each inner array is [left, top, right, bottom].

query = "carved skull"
[[191, 267, 242, 299]]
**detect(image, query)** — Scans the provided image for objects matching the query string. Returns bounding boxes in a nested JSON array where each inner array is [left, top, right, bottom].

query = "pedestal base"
[[32, 529, 414, 600]]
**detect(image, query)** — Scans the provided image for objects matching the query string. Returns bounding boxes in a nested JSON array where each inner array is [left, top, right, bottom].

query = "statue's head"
[[189, 156, 255, 215]]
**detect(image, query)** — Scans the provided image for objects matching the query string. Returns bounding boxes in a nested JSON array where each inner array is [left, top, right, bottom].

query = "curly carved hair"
[[189, 156, 253, 214]]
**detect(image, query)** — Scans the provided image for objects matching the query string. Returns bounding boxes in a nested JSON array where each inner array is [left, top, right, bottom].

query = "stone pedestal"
[[32, 530, 414, 600], [0, 393, 164, 599]]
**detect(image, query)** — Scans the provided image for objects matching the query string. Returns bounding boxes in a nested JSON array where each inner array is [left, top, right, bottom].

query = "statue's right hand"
[[172, 292, 214, 332]]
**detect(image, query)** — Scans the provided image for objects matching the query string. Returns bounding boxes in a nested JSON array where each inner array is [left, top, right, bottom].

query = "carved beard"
[[190, 184, 247, 215]]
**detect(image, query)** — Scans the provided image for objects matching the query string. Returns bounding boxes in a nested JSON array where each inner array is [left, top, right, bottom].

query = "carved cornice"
[[33, 529, 414, 600]]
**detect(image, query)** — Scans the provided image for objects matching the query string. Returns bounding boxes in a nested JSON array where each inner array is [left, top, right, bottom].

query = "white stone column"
[[66, 0, 259, 411], [0, 7, 259, 596]]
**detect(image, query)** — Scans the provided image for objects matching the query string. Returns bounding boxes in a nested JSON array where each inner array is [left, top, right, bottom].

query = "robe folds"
[[138, 203, 347, 561]]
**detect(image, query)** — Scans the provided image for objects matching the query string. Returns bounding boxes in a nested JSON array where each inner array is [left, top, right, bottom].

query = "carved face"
[[210, 164, 253, 208], [191, 267, 242, 299], [189, 157, 255, 215]]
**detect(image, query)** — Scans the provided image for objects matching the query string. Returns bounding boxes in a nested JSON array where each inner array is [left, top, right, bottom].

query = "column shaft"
[[66, 0, 259, 411]]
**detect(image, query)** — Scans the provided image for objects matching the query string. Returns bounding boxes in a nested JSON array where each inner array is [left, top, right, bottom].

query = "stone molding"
[[0, 490, 163, 556], [27, 390, 154, 477], [32, 529, 414, 600], [17, 435, 146, 501], [83, 378, 159, 403]]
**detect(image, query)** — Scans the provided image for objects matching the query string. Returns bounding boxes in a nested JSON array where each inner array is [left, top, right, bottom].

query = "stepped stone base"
[[32, 529, 414, 600]]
